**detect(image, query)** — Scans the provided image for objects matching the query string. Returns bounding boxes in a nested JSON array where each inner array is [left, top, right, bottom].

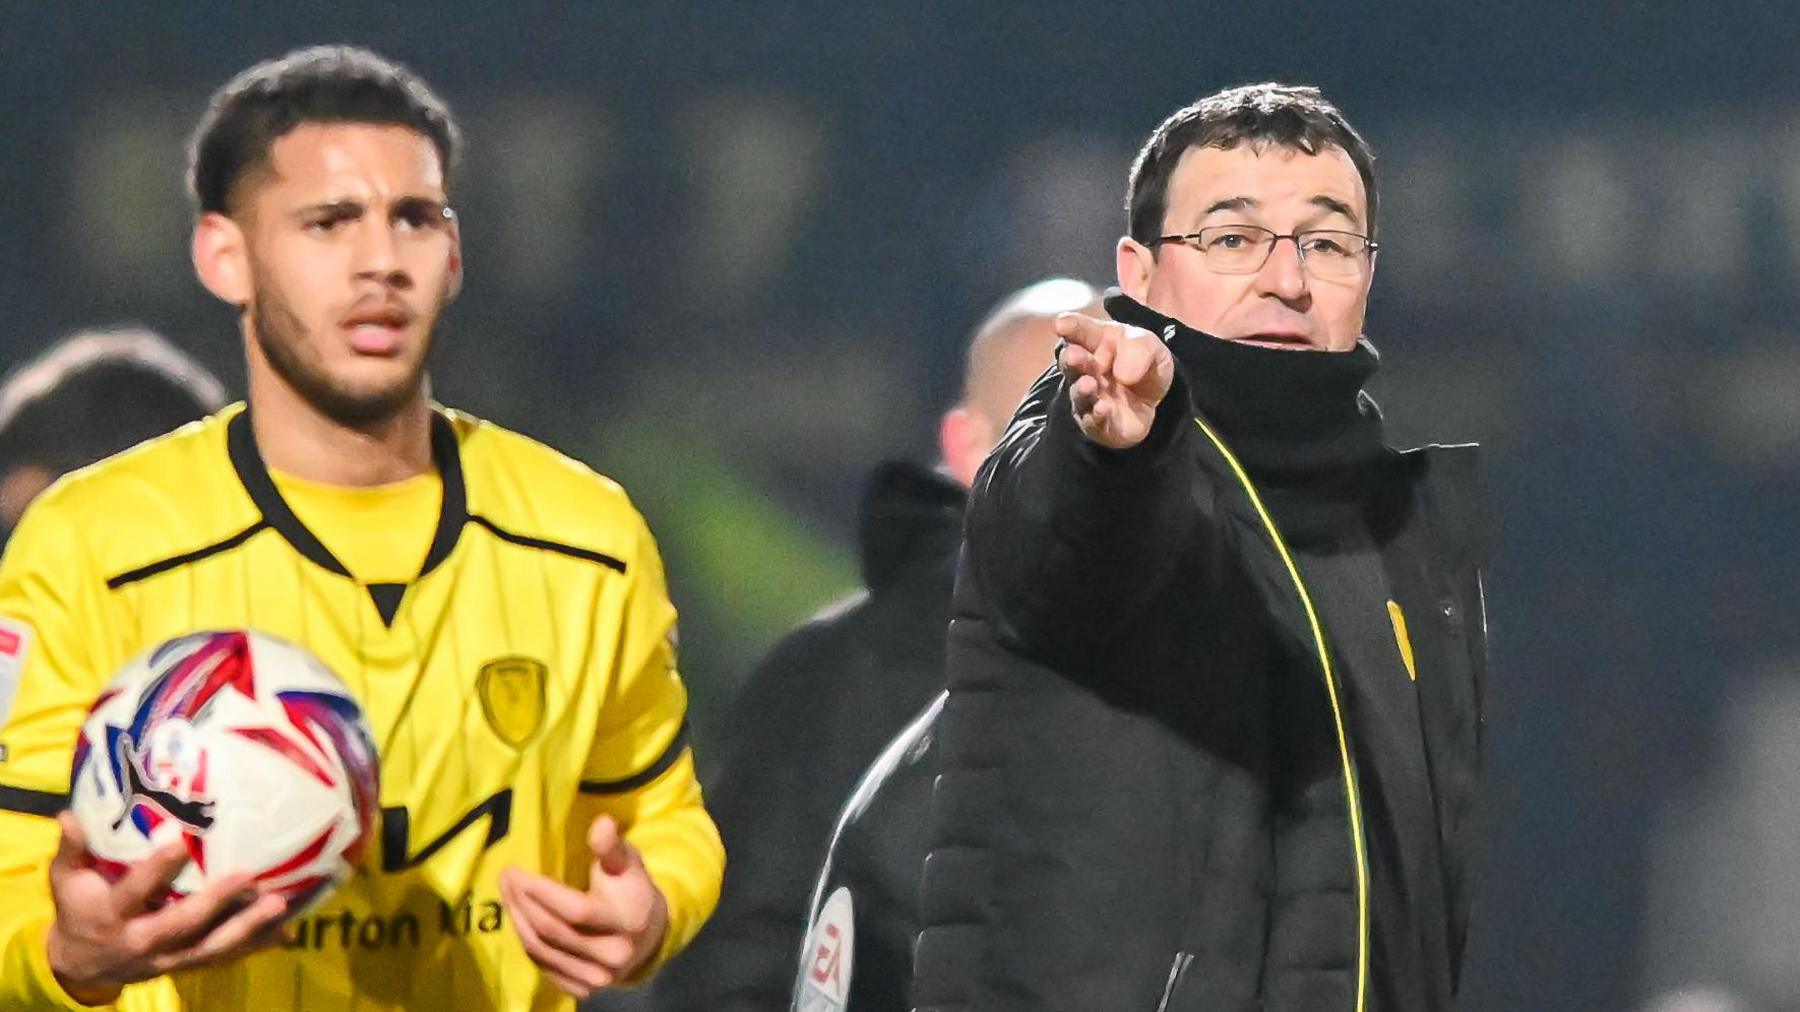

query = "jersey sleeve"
[[0, 495, 126, 1010], [571, 513, 722, 982]]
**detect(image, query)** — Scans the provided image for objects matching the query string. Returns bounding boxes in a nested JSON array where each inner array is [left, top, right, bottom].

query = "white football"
[[68, 629, 380, 912]]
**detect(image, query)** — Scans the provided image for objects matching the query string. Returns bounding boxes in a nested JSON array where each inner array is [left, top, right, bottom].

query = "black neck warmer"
[[1104, 291, 1395, 547]]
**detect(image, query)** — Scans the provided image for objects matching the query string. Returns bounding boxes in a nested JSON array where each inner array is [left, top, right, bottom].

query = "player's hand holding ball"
[[1056, 311, 1175, 449], [48, 630, 379, 1003], [45, 812, 291, 1004], [499, 814, 669, 998]]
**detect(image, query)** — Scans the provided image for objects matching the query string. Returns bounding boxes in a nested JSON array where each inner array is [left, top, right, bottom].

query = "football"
[[67, 629, 380, 912]]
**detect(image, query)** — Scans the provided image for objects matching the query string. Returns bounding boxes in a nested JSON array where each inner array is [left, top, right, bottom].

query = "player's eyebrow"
[[392, 195, 452, 220], [293, 199, 365, 221]]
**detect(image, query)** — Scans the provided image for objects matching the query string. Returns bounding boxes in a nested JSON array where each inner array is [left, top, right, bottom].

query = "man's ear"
[[192, 212, 251, 308], [1116, 236, 1155, 303], [938, 406, 992, 489], [444, 210, 464, 303]]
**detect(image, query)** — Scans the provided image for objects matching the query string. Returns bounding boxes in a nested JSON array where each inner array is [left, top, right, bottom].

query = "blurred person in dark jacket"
[[0, 327, 227, 539], [788, 664, 941, 1011], [911, 84, 1495, 1012], [634, 278, 1100, 1012]]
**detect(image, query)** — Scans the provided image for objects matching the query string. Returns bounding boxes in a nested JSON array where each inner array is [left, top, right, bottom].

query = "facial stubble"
[[247, 261, 440, 428]]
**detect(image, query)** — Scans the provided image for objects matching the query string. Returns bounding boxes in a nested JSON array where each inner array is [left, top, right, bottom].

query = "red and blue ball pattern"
[[69, 630, 379, 911]]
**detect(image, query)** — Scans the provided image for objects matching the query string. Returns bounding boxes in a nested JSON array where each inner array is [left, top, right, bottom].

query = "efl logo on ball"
[[68, 630, 379, 911]]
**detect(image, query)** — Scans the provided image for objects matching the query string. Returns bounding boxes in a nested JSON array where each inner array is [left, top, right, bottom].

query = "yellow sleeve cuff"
[[623, 808, 724, 985], [6, 916, 108, 1010]]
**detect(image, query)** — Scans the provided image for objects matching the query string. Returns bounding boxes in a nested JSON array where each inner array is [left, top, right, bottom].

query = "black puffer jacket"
[[912, 294, 1494, 1012], [645, 462, 963, 1012]]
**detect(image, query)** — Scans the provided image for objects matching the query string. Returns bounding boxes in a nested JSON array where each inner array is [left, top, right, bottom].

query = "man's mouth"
[[1229, 332, 1316, 351], [340, 304, 414, 355]]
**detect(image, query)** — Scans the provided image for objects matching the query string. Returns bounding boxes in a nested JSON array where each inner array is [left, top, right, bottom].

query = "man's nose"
[[1253, 235, 1310, 303], [352, 222, 406, 286]]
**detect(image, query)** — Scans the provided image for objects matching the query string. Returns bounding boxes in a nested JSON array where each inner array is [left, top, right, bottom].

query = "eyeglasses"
[[1150, 224, 1378, 278]]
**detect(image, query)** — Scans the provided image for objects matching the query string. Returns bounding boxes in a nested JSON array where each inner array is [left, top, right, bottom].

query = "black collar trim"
[[419, 414, 469, 579], [226, 409, 469, 610]]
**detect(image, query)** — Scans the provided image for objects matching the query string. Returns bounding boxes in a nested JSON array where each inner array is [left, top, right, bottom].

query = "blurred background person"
[[633, 277, 1101, 1012], [0, 327, 227, 538], [787, 644, 939, 1011]]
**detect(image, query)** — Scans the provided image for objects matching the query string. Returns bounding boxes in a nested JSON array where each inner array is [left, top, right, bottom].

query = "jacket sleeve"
[[0, 497, 129, 1010], [963, 359, 1207, 660], [572, 513, 723, 983]]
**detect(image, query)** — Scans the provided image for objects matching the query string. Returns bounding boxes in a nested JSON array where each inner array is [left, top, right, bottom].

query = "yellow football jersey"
[[0, 404, 723, 1011]]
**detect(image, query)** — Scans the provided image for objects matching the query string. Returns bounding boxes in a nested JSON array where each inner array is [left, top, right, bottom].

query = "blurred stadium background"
[[5, 3, 1800, 1008]]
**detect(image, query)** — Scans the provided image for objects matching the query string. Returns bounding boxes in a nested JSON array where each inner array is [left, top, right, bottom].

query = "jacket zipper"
[[1192, 417, 1370, 1012]]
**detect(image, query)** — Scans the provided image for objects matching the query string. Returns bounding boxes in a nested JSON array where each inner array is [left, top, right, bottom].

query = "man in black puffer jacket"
[[912, 84, 1495, 1012], [637, 279, 1100, 1012]]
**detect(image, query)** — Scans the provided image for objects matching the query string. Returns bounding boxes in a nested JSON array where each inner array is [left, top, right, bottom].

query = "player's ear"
[[1116, 236, 1155, 303], [443, 209, 464, 304], [938, 406, 991, 489], [193, 212, 252, 308]]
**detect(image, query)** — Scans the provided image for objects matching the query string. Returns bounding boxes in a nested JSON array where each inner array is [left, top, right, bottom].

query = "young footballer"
[[0, 46, 722, 1010]]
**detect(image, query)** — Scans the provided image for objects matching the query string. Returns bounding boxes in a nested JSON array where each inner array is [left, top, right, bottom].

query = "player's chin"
[[314, 371, 428, 425], [340, 356, 423, 388]]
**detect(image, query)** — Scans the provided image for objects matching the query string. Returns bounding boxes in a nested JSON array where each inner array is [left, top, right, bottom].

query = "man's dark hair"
[[188, 45, 460, 215], [1125, 83, 1377, 245], [0, 328, 228, 477]]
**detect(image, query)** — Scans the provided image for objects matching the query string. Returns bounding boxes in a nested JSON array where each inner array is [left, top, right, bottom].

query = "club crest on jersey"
[[477, 657, 546, 748]]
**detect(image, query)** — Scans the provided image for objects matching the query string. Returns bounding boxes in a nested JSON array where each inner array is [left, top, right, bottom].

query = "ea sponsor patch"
[[0, 616, 30, 731], [796, 886, 854, 1012]]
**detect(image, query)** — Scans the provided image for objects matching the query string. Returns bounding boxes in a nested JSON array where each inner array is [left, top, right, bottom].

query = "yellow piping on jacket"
[[1192, 416, 1370, 1012]]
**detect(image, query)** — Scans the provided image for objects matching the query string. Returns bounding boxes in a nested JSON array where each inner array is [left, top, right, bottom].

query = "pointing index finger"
[[1054, 312, 1112, 353]]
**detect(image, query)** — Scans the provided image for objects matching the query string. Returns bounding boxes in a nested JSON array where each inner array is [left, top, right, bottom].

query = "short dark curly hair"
[[1125, 83, 1376, 245], [187, 45, 460, 216]]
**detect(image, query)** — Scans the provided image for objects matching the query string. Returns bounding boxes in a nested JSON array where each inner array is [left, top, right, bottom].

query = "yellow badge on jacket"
[[1387, 600, 1417, 682]]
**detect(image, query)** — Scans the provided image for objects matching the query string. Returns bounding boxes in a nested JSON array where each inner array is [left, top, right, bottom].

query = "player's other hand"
[[44, 812, 290, 1005], [1056, 311, 1175, 449], [499, 814, 668, 999]]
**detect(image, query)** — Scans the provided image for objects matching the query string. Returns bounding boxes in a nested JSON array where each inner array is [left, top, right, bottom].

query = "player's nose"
[[351, 222, 406, 287]]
